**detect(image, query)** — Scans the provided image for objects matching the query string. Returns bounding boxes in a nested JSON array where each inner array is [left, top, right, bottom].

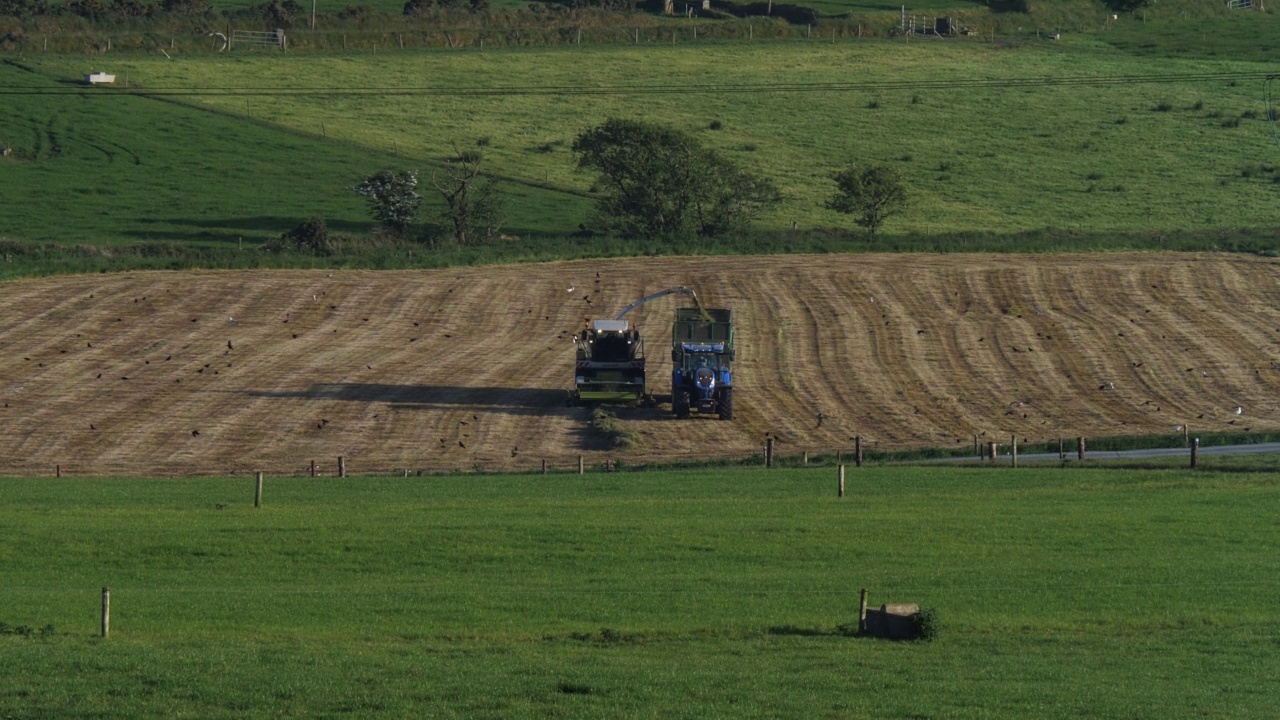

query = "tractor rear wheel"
[[717, 386, 733, 420], [673, 389, 691, 419]]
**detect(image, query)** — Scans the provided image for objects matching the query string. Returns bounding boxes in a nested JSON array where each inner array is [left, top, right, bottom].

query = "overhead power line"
[[0, 71, 1275, 97]]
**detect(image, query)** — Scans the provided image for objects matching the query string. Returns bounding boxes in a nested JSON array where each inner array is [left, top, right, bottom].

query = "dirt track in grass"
[[3, 252, 1280, 476]]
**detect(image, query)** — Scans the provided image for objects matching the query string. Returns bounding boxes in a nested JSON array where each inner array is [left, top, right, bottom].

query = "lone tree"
[[825, 164, 907, 236], [431, 149, 504, 247], [572, 118, 779, 238], [353, 169, 423, 236]]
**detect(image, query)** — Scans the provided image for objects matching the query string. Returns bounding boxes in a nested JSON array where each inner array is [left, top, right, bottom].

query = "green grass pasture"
[[0, 58, 379, 246], [7, 28, 1280, 250], [2, 467, 1277, 717]]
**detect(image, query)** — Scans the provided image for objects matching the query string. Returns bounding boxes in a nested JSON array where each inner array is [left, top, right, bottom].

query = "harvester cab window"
[[594, 333, 632, 363]]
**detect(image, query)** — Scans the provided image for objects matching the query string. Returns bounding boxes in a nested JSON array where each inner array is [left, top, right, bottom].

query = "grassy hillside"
[[5, 28, 1280, 251], [2, 467, 1277, 717]]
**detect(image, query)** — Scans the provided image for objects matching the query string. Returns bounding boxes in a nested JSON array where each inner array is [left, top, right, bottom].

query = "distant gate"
[[231, 29, 286, 51]]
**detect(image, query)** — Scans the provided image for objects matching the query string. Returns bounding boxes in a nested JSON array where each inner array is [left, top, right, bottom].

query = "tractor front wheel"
[[717, 386, 734, 420], [673, 389, 691, 419]]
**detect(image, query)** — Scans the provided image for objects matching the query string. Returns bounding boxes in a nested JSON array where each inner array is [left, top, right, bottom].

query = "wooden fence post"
[[855, 436, 863, 467], [858, 588, 868, 633], [1077, 436, 1086, 461], [1058, 437, 1064, 461], [56, 464, 62, 478], [578, 455, 584, 474], [988, 441, 997, 461], [803, 450, 808, 465], [1191, 437, 1199, 469], [254, 472, 263, 508], [765, 438, 775, 468], [838, 464, 845, 497], [310, 459, 316, 477], [101, 587, 110, 638], [541, 459, 547, 475], [1011, 435, 1018, 468], [337, 456, 346, 478]]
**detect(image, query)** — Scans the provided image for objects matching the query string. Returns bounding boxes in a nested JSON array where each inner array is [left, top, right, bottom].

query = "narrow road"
[[936, 441, 1280, 464]]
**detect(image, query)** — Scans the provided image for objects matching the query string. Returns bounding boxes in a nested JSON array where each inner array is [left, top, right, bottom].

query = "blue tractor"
[[670, 307, 734, 420]]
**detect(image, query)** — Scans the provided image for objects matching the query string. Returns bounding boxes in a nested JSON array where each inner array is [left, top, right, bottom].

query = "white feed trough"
[[84, 72, 116, 85]]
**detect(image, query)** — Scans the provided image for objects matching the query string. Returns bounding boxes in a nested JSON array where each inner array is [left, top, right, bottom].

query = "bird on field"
[[1234, 406, 1243, 415], [90, 424, 96, 430], [459, 440, 466, 448], [191, 430, 199, 437], [227, 340, 233, 350], [228, 317, 237, 325]]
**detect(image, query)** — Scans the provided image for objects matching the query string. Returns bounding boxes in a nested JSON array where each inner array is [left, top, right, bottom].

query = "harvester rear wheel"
[[717, 387, 733, 420], [673, 390, 691, 419]]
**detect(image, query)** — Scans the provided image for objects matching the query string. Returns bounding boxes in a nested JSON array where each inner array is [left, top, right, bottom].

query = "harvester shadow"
[[247, 384, 572, 415], [248, 383, 617, 451]]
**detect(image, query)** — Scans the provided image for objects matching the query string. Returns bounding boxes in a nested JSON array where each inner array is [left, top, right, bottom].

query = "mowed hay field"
[[4, 252, 1280, 475]]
